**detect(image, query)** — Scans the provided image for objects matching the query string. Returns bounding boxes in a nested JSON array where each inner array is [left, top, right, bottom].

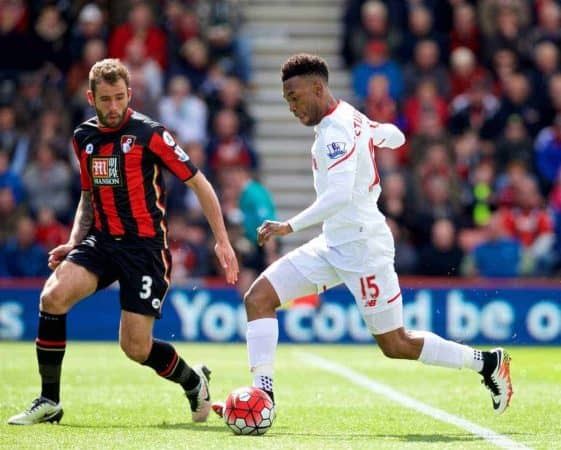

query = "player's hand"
[[48, 243, 74, 270], [214, 241, 239, 284], [257, 220, 292, 246]]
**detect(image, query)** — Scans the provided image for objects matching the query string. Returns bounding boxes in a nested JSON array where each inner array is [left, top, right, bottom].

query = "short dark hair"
[[88, 58, 130, 95], [281, 53, 329, 82]]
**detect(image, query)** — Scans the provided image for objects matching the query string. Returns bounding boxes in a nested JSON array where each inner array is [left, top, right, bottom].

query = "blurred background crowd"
[[0, 0, 560, 289], [0, 0, 277, 293], [344, 0, 561, 280]]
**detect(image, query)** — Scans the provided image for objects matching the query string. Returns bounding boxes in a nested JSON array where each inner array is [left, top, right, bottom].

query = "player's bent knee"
[[39, 287, 70, 315], [243, 288, 261, 311], [244, 287, 273, 317], [120, 339, 150, 363]]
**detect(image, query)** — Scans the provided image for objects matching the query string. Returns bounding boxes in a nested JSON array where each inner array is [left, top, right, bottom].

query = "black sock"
[[257, 375, 273, 393], [264, 390, 274, 403], [479, 351, 496, 376], [36, 311, 66, 403], [142, 339, 200, 392]]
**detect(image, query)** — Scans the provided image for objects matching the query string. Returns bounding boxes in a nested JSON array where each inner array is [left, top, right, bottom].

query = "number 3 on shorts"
[[139, 275, 153, 299]]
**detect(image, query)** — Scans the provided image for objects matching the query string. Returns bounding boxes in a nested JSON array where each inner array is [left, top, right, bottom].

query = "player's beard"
[[299, 112, 315, 127], [95, 105, 128, 128], [302, 103, 321, 126]]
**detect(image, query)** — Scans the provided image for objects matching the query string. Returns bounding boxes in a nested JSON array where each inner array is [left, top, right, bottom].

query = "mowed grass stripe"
[[297, 351, 532, 450]]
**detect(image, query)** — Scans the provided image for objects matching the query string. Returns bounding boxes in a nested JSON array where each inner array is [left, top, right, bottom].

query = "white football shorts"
[[263, 234, 403, 335]]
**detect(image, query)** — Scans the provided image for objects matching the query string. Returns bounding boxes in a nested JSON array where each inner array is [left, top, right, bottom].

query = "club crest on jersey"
[[162, 130, 176, 147], [120, 135, 136, 153], [91, 156, 122, 186], [85, 143, 94, 154], [326, 142, 347, 159]]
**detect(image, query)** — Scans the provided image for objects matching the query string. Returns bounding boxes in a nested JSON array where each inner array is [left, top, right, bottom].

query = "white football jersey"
[[305, 100, 405, 246]]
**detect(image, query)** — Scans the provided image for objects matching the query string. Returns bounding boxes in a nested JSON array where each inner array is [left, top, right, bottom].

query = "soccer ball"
[[223, 386, 275, 435]]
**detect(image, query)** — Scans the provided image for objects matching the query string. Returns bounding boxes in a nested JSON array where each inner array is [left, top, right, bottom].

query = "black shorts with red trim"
[[66, 231, 172, 318]]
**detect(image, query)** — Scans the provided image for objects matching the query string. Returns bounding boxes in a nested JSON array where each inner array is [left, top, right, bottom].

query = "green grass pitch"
[[1, 342, 560, 449]]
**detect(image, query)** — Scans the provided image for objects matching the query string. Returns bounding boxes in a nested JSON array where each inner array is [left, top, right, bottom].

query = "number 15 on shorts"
[[360, 275, 379, 307]]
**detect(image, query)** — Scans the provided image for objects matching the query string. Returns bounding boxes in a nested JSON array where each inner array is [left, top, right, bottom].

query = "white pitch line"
[[297, 351, 532, 450]]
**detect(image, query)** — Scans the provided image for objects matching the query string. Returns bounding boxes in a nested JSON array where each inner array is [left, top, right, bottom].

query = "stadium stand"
[[1, 0, 560, 282]]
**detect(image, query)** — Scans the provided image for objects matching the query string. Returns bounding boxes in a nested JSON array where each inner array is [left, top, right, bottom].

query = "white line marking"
[[297, 351, 532, 450]]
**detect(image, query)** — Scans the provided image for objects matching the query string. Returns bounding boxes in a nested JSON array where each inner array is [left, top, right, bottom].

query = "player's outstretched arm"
[[371, 123, 406, 150], [185, 172, 239, 284], [48, 190, 94, 270]]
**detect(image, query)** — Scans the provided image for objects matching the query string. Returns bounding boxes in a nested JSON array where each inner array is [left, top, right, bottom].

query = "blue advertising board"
[[0, 282, 560, 344]]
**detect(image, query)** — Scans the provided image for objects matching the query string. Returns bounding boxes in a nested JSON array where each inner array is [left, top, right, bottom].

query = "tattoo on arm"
[[69, 191, 94, 245]]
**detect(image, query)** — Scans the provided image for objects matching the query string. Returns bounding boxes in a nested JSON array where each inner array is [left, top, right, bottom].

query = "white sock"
[[247, 318, 278, 392], [416, 331, 483, 371]]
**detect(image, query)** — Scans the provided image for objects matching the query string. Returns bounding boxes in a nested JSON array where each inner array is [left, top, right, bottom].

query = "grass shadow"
[[56, 423, 533, 444], [267, 429, 530, 444], [59, 422, 226, 433]]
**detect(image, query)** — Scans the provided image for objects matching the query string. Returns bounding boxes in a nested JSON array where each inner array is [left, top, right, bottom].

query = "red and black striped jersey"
[[72, 108, 198, 249]]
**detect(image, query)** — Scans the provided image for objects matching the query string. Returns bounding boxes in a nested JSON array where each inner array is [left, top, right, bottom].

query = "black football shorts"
[[66, 232, 172, 318]]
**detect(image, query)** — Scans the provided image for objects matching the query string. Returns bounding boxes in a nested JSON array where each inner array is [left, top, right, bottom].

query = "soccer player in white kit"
[[216, 53, 513, 417]]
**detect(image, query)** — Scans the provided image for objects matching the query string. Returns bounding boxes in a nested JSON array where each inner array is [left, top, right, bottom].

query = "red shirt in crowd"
[[500, 208, 553, 247], [108, 24, 167, 69]]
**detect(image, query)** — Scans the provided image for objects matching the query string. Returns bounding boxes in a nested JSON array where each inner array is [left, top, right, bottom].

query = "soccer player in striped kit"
[[8, 59, 239, 425]]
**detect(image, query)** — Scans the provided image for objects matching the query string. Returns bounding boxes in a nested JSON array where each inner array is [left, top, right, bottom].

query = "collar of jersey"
[[97, 108, 133, 133], [317, 99, 341, 126], [324, 99, 340, 118], [315, 100, 341, 131]]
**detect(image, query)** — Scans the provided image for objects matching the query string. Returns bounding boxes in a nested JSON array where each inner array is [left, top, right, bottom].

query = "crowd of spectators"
[[343, 0, 561, 278], [1, 0, 561, 284], [0, 0, 277, 288]]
